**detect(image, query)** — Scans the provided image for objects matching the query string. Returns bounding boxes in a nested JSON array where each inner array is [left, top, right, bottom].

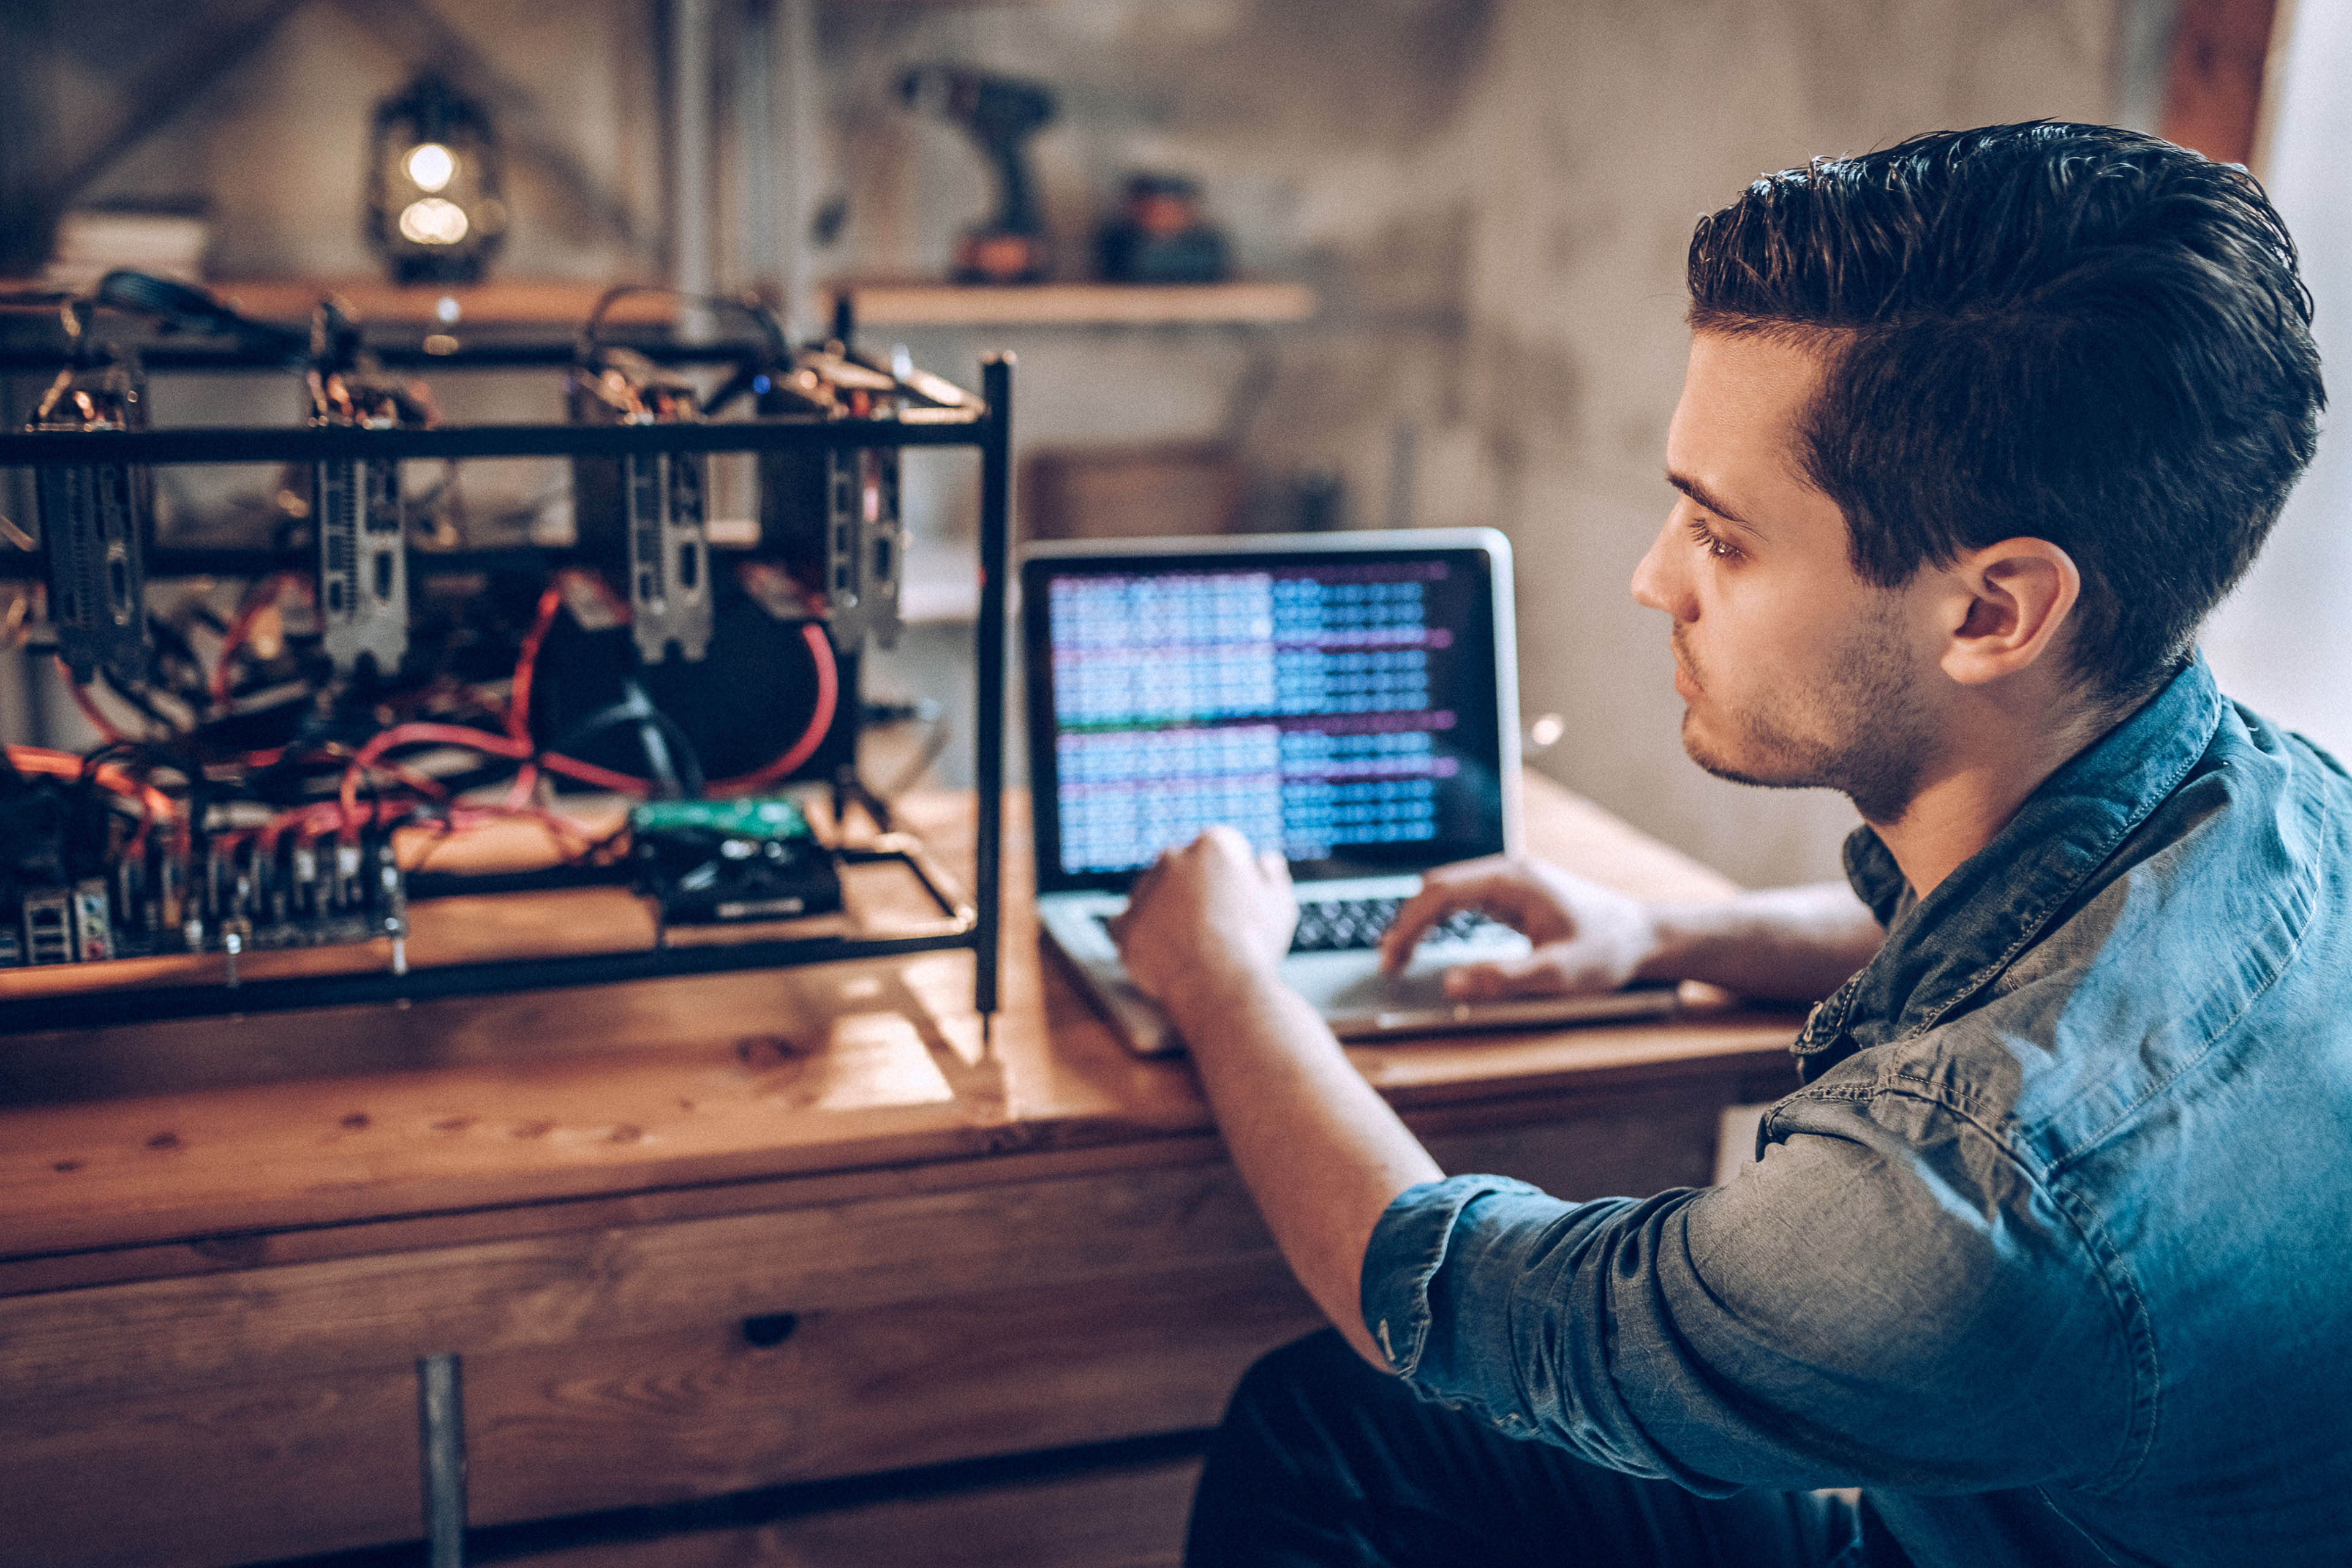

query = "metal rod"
[[973, 354, 1012, 1019], [0, 543, 808, 582], [739, 0, 781, 305], [0, 414, 985, 468], [418, 1352, 466, 1568], [0, 925, 983, 1035], [777, 0, 820, 341], [0, 383, 1006, 1035], [845, 832, 978, 924], [0, 336, 780, 375], [670, 0, 718, 343], [0, 544, 589, 581]]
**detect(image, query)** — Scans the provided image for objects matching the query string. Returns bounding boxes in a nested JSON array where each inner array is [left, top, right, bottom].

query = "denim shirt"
[[1362, 657, 2352, 1567]]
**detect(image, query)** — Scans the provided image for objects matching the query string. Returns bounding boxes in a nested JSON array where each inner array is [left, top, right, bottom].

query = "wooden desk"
[[0, 778, 1800, 1568]]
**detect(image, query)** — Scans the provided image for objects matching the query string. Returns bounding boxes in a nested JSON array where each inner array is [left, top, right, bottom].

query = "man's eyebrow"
[[1666, 470, 1760, 533]]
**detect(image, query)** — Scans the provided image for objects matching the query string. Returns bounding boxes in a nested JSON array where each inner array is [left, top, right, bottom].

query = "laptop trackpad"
[[1287, 951, 1458, 1014], [1286, 948, 1680, 1039]]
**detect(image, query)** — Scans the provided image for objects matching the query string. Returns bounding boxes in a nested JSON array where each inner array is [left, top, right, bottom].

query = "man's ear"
[[1938, 537, 2081, 686]]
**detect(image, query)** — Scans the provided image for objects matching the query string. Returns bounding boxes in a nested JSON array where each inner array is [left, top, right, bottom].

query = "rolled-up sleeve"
[[1359, 1091, 2144, 1495], [1360, 1173, 1542, 1380]]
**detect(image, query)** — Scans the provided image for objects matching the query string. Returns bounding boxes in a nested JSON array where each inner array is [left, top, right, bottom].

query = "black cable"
[[101, 669, 187, 738], [146, 613, 213, 712], [578, 285, 790, 418], [579, 285, 788, 364], [92, 270, 306, 359], [549, 684, 707, 800], [633, 715, 684, 800]]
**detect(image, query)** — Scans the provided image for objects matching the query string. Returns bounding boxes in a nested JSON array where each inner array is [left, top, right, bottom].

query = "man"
[[1109, 123, 2347, 1567]]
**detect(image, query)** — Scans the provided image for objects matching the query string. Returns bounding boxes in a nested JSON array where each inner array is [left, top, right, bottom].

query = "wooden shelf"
[[820, 280, 1316, 328], [210, 278, 677, 328], [206, 279, 1317, 332]]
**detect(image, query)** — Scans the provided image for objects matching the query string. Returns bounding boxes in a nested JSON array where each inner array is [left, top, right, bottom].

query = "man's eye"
[[1686, 517, 1741, 561]]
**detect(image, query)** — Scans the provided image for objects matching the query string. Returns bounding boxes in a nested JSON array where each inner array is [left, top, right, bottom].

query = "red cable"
[[339, 723, 532, 843], [258, 801, 323, 856], [508, 572, 644, 804], [709, 623, 839, 797], [377, 758, 453, 801], [507, 576, 834, 802], [507, 579, 566, 745], [58, 660, 131, 745], [211, 570, 304, 709], [538, 751, 653, 795], [6, 744, 176, 841], [443, 801, 599, 862]]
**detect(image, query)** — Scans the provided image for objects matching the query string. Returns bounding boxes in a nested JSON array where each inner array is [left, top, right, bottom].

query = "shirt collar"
[[1794, 655, 2225, 1074]]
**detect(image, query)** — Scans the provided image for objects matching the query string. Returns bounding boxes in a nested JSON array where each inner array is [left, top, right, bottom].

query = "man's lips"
[[1670, 633, 1702, 698]]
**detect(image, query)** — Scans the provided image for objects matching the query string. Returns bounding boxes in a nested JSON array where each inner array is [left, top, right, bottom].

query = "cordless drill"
[[898, 65, 1057, 284]]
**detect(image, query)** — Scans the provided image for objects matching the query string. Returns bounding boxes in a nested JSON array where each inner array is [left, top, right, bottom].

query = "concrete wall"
[[821, 0, 2121, 886], [1449, 0, 2120, 885], [70, 0, 659, 282], [32, 0, 2124, 886]]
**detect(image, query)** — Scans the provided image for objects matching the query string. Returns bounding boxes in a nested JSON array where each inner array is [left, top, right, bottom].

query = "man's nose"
[[1630, 515, 1687, 619]]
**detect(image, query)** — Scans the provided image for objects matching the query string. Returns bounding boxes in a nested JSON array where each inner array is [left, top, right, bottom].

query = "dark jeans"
[[1186, 1330, 1902, 1568]]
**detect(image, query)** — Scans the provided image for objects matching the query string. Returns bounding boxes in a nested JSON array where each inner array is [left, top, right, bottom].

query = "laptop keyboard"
[[1100, 897, 1499, 955]]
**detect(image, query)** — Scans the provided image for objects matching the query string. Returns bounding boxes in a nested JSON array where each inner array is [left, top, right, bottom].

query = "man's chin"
[[1680, 711, 1810, 792], [1678, 710, 1743, 780]]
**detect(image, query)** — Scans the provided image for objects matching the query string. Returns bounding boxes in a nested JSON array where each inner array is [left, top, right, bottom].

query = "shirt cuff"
[[1360, 1173, 1547, 1378]]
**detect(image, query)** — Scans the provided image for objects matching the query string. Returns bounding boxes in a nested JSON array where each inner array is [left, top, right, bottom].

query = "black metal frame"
[[0, 335, 769, 375], [0, 356, 1011, 1035]]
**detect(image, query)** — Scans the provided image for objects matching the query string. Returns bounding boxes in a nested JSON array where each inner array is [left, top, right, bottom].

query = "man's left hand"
[[1106, 826, 1299, 1009]]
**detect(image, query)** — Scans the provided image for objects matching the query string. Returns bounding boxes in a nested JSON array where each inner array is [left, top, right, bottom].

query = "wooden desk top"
[[0, 776, 1803, 1286]]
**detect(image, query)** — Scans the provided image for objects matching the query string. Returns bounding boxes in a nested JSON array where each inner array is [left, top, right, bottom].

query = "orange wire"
[[337, 723, 532, 843], [708, 624, 839, 796], [445, 801, 599, 861], [58, 660, 132, 745], [507, 579, 567, 745], [211, 570, 304, 708], [505, 573, 832, 804], [6, 743, 178, 857]]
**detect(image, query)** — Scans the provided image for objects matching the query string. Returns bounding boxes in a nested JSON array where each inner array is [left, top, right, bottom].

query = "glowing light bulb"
[[404, 141, 456, 193], [398, 198, 470, 246]]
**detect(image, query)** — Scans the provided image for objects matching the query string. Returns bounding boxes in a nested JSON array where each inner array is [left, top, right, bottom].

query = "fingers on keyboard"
[[1289, 897, 1490, 954]]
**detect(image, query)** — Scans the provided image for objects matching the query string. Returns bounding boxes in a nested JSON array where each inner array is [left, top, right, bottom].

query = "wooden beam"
[[45, 0, 312, 213]]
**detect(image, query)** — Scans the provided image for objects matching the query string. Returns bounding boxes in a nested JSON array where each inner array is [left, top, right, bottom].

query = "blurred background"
[[0, 0, 2322, 889]]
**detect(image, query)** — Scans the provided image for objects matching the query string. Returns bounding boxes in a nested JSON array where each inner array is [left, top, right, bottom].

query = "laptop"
[[1021, 529, 1681, 1056]]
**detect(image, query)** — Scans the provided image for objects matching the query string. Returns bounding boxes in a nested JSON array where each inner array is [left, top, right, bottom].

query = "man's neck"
[[1866, 683, 2117, 900]]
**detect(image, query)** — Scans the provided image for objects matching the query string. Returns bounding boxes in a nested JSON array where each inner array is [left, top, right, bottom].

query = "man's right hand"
[[1378, 855, 1664, 1000]]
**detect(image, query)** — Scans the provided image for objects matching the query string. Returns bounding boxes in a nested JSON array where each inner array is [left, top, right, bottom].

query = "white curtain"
[[2203, 3, 2352, 752]]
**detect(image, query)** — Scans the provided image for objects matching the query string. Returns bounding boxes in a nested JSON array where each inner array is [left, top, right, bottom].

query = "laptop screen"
[[1023, 540, 1510, 893]]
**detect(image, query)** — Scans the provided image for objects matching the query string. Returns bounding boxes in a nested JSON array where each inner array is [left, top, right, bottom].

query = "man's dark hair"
[[1687, 121, 2324, 706]]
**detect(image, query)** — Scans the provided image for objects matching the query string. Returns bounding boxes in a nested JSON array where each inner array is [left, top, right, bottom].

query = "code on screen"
[[1047, 565, 1467, 874]]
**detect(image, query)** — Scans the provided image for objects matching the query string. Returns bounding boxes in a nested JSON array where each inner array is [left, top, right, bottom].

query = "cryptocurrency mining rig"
[[0, 275, 1009, 1035]]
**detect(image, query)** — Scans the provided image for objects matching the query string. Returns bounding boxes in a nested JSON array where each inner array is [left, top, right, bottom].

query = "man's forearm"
[[1166, 962, 1442, 1368], [1635, 881, 1884, 1001]]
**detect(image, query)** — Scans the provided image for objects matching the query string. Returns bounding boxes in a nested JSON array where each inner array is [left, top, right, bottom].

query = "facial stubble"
[[1675, 598, 1939, 826]]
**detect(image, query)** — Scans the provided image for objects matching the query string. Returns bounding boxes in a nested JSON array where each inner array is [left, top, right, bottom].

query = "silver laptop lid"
[[1020, 529, 1523, 895]]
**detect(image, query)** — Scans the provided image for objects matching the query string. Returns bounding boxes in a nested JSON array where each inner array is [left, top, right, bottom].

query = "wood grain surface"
[[496, 1458, 1204, 1568], [0, 777, 1807, 1568], [0, 1101, 1728, 1568], [0, 777, 1800, 1269]]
